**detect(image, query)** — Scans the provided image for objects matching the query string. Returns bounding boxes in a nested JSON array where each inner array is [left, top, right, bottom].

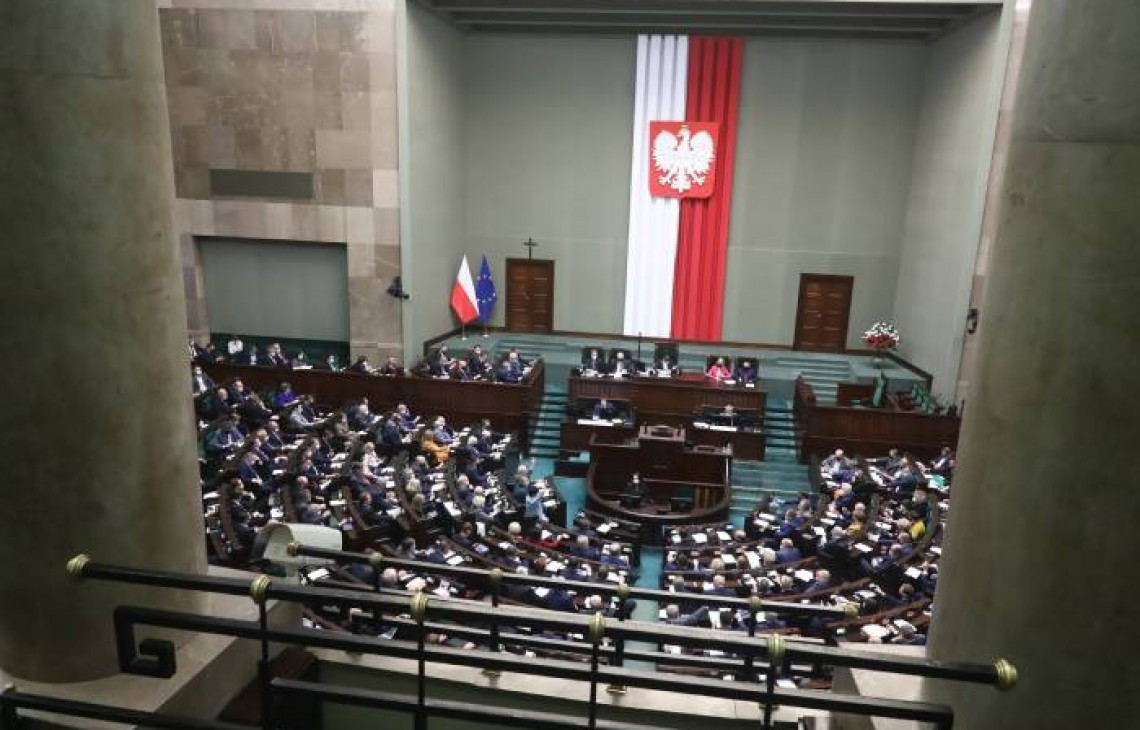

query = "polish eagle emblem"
[[651, 123, 717, 197]]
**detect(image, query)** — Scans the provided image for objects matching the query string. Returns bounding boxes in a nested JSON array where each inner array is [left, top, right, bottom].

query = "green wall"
[[462, 34, 637, 334], [723, 39, 925, 347], [893, 12, 1006, 398], [404, 2, 468, 353], [197, 237, 349, 341]]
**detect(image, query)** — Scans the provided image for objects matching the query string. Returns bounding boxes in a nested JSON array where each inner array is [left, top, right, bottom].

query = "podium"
[[586, 425, 731, 541]]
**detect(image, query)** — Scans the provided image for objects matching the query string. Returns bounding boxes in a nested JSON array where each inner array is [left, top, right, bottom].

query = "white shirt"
[[227, 339, 244, 355]]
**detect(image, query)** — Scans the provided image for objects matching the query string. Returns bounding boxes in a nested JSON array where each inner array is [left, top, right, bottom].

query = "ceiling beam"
[[427, 0, 979, 20], [447, 11, 950, 30], [461, 23, 932, 40]]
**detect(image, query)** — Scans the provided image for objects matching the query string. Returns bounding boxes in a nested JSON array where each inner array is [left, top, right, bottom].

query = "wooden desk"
[[585, 427, 731, 542], [568, 374, 766, 426], [202, 361, 545, 453], [559, 420, 637, 453], [690, 425, 765, 460], [794, 377, 959, 461]]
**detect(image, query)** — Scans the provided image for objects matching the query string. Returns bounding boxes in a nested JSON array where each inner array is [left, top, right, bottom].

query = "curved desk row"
[[201, 361, 545, 453], [584, 426, 732, 543]]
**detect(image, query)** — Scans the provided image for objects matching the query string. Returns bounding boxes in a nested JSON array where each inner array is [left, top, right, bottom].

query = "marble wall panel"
[[162, 1, 401, 358]]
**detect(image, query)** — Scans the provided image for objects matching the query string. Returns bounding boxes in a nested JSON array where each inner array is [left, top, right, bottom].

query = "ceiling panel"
[[418, 0, 998, 41]]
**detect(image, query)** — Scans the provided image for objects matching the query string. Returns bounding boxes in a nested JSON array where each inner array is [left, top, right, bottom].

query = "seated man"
[[315, 353, 342, 372], [776, 537, 802, 563], [732, 359, 758, 384], [446, 359, 470, 380], [495, 359, 523, 383], [651, 354, 680, 377], [289, 350, 312, 369], [664, 604, 709, 627], [609, 351, 632, 378], [431, 416, 456, 446], [706, 357, 731, 381], [821, 448, 854, 478], [348, 356, 374, 374], [378, 355, 405, 377], [466, 345, 492, 379], [580, 347, 608, 375], [592, 398, 622, 421], [388, 403, 416, 432], [190, 365, 215, 396]]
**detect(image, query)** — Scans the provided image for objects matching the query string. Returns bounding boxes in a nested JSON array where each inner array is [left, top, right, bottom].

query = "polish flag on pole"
[[450, 255, 479, 324]]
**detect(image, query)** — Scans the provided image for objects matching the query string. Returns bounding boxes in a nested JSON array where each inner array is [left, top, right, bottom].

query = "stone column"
[[926, 1, 1140, 727], [0, 0, 206, 682]]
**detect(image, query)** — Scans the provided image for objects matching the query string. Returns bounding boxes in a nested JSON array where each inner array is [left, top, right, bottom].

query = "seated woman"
[[706, 357, 731, 380], [273, 381, 298, 409], [420, 431, 450, 465]]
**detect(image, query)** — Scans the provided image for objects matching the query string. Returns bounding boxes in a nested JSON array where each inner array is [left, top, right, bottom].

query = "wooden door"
[[793, 274, 853, 351], [505, 258, 555, 332]]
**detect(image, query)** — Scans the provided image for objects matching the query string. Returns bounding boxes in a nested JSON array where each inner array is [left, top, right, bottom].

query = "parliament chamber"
[[3, 2, 1135, 730]]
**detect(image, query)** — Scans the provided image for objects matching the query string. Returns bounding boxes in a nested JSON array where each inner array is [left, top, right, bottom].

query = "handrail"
[[44, 554, 1016, 730], [288, 543, 848, 618]]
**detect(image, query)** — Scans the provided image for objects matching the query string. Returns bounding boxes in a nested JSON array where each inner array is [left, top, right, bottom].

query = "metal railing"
[[0, 554, 1017, 730]]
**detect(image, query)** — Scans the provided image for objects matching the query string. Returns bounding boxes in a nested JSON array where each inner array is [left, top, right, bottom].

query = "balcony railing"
[[0, 554, 1016, 730]]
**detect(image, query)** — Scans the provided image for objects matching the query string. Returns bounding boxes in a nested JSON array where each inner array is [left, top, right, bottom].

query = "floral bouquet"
[[862, 321, 900, 352]]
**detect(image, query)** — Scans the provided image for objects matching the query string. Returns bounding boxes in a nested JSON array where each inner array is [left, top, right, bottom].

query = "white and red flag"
[[449, 255, 479, 324]]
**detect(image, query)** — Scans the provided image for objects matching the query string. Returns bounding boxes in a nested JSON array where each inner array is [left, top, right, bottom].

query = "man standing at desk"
[[593, 398, 622, 420], [711, 404, 737, 427]]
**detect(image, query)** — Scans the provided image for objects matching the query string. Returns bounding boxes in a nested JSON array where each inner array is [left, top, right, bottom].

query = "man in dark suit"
[[581, 348, 607, 375], [705, 575, 736, 597], [592, 398, 620, 420], [349, 356, 374, 374], [664, 604, 709, 627], [609, 351, 632, 378], [776, 538, 802, 564], [733, 359, 758, 384], [190, 366, 214, 396], [466, 345, 491, 378], [495, 360, 522, 383], [378, 355, 405, 377]]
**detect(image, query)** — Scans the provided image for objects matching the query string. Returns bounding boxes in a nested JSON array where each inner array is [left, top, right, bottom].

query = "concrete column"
[[926, 1, 1140, 727], [0, 0, 206, 682]]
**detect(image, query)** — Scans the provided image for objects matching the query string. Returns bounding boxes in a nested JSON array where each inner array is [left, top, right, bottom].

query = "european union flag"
[[475, 255, 497, 324]]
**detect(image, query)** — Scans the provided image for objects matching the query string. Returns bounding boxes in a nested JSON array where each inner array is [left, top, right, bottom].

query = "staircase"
[[728, 399, 813, 526], [770, 356, 852, 405], [527, 384, 567, 459]]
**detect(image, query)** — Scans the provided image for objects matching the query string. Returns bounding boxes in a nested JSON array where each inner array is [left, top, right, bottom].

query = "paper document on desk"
[[854, 543, 873, 553], [717, 531, 731, 542], [794, 570, 814, 583], [597, 524, 611, 534], [709, 425, 737, 432], [533, 587, 550, 599], [692, 533, 708, 544], [744, 551, 761, 569], [446, 554, 464, 566]]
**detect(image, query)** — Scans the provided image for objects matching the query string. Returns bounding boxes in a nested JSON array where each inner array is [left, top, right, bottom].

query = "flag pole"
[[461, 322, 468, 341], [482, 318, 489, 338]]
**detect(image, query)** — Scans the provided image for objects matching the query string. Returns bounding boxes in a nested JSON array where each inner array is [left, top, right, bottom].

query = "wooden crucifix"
[[522, 237, 539, 259]]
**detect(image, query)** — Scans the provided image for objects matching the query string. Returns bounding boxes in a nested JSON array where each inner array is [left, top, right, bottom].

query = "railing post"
[[1, 686, 18, 730], [369, 552, 386, 634], [607, 584, 629, 695], [483, 568, 503, 678], [249, 575, 274, 730], [587, 612, 606, 730], [411, 593, 430, 730], [762, 634, 785, 730], [745, 596, 761, 681]]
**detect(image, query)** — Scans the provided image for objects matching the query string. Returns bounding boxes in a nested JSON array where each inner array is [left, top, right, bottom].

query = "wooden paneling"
[[794, 274, 853, 352], [794, 376, 959, 460], [505, 258, 555, 332], [202, 361, 545, 452], [567, 374, 766, 424]]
